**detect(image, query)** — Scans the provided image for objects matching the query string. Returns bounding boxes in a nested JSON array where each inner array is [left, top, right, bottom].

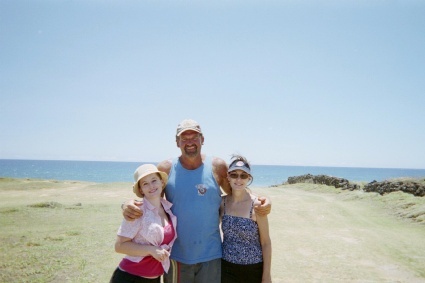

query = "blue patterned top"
[[221, 196, 263, 265]]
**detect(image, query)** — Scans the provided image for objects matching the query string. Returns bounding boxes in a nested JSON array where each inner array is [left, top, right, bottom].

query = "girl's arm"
[[219, 197, 225, 222], [257, 214, 272, 283], [219, 197, 225, 240], [115, 236, 170, 262]]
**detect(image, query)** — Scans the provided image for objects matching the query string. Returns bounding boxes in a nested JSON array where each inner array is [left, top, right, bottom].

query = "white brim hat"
[[133, 164, 168, 198]]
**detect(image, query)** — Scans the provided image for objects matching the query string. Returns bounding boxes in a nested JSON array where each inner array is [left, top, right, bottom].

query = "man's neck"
[[179, 154, 205, 170]]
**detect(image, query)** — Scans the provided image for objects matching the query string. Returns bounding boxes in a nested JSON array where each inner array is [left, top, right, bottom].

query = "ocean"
[[1, 159, 425, 187]]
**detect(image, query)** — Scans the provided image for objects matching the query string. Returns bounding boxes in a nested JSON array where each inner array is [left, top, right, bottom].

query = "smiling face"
[[227, 169, 251, 192], [176, 130, 204, 158], [138, 173, 164, 200]]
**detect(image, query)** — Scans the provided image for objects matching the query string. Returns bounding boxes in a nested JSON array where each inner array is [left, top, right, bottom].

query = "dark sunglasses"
[[229, 173, 250, 179]]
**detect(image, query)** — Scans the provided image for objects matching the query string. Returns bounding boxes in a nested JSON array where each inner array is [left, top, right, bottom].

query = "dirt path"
[[257, 185, 425, 283]]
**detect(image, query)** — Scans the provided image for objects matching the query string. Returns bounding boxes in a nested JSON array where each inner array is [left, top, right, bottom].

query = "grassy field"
[[1, 177, 424, 282], [0, 178, 131, 283]]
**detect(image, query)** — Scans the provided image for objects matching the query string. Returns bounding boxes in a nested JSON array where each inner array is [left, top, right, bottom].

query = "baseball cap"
[[176, 119, 203, 136]]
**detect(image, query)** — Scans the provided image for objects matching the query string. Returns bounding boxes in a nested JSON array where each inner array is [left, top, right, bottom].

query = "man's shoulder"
[[211, 156, 228, 177], [211, 156, 227, 168], [157, 159, 173, 174], [210, 156, 231, 193]]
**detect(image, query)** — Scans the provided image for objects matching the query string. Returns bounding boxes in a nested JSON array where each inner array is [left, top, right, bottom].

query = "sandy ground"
[[261, 185, 425, 283]]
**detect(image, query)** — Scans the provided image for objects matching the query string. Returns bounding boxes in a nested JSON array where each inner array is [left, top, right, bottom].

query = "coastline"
[[1, 178, 424, 282], [2, 159, 425, 187]]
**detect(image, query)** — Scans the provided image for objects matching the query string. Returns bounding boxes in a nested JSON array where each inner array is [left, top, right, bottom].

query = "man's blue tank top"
[[165, 156, 222, 264]]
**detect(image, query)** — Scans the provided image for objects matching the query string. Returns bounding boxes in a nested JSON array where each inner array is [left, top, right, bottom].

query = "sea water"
[[1, 159, 425, 187]]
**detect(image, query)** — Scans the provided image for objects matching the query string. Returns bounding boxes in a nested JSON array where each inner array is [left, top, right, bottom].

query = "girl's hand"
[[150, 246, 170, 262]]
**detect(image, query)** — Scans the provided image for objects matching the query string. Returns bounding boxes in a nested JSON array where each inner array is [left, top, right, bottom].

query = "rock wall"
[[363, 180, 425, 197], [287, 174, 359, 191], [286, 174, 425, 197]]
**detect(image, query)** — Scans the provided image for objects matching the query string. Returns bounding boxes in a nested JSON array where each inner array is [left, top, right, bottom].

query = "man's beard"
[[184, 145, 199, 157]]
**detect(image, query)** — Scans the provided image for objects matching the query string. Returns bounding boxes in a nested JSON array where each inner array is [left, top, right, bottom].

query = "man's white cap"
[[176, 119, 203, 136]]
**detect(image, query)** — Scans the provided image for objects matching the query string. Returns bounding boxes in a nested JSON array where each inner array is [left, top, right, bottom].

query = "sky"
[[1, 0, 424, 169]]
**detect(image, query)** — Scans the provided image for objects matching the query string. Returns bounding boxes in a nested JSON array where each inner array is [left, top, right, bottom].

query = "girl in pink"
[[110, 164, 177, 283]]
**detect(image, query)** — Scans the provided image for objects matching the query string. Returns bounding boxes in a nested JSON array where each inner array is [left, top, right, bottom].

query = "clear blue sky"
[[1, 1, 424, 169]]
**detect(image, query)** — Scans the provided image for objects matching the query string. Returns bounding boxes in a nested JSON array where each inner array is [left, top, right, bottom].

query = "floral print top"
[[221, 196, 263, 265]]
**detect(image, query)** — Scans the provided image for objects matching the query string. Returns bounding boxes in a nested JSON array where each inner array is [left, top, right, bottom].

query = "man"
[[123, 119, 271, 283]]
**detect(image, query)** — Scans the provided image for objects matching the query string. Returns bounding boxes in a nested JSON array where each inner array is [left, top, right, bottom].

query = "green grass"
[[292, 181, 425, 224], [0, 203, 122, 282], [1, 178, 424, 282], [0, 179, 130, 283]]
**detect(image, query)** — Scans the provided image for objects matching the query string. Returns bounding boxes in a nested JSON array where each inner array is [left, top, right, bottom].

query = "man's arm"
[[212, 156, 272, 213], [157, 159, 172, 175], [212, 157, 232, 195], [122, 200, 143, 221], [254, 196, 272, 216]]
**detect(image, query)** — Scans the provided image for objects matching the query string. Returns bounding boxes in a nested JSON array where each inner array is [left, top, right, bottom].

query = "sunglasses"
[[229, 173, 250, 179]]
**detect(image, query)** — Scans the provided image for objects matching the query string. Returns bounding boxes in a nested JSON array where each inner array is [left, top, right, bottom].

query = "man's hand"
[[254, 196, 271, 216], [122, 199, 143, 221]]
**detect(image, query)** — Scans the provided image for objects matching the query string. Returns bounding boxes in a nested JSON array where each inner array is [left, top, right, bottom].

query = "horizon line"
[[1, 158, 424, 171]]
